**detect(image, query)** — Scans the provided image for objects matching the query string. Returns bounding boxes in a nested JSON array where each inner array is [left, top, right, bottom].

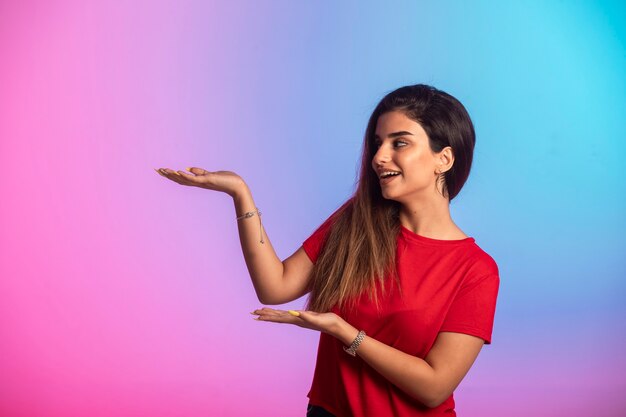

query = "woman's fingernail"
[[186, 167, 192, 172], [288, 310, 301, 317]]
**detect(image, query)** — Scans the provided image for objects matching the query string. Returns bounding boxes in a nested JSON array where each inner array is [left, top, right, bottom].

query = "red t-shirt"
[[302, 211, 500, 417]]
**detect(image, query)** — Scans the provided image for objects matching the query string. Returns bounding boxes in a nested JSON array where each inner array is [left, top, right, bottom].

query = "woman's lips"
[[380, 174, 401, 185]]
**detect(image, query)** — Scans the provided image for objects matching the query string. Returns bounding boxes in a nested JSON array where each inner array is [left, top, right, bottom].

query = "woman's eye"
[[375, 140, 406, 149]]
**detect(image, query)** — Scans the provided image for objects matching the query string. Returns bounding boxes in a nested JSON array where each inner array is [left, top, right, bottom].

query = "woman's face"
[[371, 110, 448, 203]]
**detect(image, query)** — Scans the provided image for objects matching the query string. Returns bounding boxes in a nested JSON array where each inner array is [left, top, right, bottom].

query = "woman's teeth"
[[381, 171, 400, 178]]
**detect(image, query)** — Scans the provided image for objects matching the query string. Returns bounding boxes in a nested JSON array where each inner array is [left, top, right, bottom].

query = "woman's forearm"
[[232, 184, 284, 304], [333, 321, 438, 408]]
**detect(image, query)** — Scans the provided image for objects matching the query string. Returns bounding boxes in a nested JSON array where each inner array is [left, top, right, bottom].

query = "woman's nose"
[[373, 147, 390, 166]]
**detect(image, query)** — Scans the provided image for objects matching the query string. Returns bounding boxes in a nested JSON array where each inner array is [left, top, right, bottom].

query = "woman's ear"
[[438, 146, 455, 172]]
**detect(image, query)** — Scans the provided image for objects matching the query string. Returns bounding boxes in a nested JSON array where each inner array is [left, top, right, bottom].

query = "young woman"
[[156, 84, 500, 417]]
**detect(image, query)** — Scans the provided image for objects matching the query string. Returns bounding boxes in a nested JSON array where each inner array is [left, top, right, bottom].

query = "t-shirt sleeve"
[[302, 200, 352, 264], [301, 214, 335, 264], [439, 272, 500, 345]]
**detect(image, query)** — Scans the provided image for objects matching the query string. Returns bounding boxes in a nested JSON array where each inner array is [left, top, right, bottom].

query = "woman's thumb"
[[185, 167, 204, 175]]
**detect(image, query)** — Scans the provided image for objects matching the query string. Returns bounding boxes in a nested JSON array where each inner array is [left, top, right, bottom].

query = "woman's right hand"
[[155, 167, 247, 198]]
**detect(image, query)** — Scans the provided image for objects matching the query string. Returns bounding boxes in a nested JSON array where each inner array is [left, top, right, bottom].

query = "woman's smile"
[[380, 173, 402, 185]]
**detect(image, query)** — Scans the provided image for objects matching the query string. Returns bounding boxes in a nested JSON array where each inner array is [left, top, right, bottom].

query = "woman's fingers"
[[252, 308, 298, 322], [155, 167, 245, 196], [251, 308, 329, 333], [252, 307, 282, 317], [185, 167, 208, 175], [156, 168, 194, 186], [156, 167, 206, 186]]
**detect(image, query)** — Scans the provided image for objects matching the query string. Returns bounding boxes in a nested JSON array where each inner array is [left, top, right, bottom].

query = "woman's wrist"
[[333, 319, 361, 346], [231, 180, 250, 201]]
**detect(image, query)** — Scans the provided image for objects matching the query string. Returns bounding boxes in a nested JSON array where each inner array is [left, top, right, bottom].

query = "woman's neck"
[[398, 197, 467, 240]]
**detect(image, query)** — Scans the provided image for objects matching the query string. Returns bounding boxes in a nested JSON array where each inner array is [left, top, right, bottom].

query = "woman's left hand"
[[251, 307, 344, 337]]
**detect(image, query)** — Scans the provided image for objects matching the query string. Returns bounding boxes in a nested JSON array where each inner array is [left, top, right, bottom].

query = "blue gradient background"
[[1, 1, 624, 416]]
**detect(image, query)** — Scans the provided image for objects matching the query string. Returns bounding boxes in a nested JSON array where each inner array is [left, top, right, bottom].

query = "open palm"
[[155, 167, 245, 197], [251, 307, 343, 336]]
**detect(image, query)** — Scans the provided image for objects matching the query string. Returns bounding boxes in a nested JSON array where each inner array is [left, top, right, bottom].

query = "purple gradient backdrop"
[[1, 1, 625, 416]]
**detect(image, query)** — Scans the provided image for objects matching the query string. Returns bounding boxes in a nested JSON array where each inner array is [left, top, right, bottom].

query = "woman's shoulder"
[[464, 241, 500, 277]]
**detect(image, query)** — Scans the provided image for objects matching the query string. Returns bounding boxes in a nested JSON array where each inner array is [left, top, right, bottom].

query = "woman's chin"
[[381, 191, 397, 201]]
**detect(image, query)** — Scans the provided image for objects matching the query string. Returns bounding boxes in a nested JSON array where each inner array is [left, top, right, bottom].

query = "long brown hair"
[[304, 84, 476, 315]]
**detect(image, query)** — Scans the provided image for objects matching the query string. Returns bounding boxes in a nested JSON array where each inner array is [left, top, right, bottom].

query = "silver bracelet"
[[343, 330, 366, 356], [236, 208, 264, 244]]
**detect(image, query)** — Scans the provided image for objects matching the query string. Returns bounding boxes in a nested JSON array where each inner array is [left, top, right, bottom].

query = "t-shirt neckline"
[[400, 224, 475, 246]]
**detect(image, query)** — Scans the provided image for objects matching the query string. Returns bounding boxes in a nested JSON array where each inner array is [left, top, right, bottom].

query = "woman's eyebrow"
[[374, 131, 414, 140]]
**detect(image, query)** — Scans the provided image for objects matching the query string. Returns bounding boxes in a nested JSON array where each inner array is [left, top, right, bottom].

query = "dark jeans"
[[307, 403, 337, 417]]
